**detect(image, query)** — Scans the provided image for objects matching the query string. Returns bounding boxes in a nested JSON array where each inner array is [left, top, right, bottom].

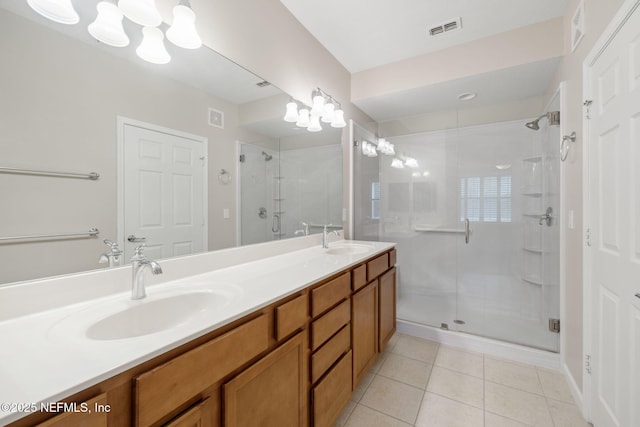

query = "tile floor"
[[334, 333, 590, 427]]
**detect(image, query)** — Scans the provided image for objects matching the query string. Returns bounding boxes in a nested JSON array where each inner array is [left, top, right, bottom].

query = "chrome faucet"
[[294, 222, 310, 236], [130, 244, 162, 300], [99, 239, 123, 268], [322, 225, 341, 249]]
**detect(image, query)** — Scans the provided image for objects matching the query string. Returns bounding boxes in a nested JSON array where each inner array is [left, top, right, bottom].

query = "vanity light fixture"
[[27, 0, 79, 25], [404, 157, 419, 168], [283, 88, 346, 131], [118, 0, 162, 27], [284, 100, 299, 123], [166, 0, 202, 49], [376, 138, 395, 156], [361, 141, 378, 157], [136, 26, 171, 64], [88, 0, 130, 48]]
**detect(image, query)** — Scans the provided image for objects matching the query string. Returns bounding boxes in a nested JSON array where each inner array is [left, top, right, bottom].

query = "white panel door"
[[123, 124, 206, 261], [588, 3, 640, 427]]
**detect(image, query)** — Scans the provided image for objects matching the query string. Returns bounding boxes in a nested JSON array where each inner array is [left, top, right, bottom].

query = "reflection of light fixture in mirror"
[[136, 27, 171, 64], [404, 157, 419, 168], [311, 89, 325, 116], [27, 0, 79, 25], [307, 114, 322, 132], [296, 108, 310, 128], [118, 0, 162, 27], [284, 88, 346, 130], [423, 171, 430, 177], [166, 0, 202, 49], [361, 141, 378, 157], [284, 100, 299, 122], [495, 164, 512, 170], [88, 1, 130, 47], [391, 158, 404, 169], [376, 138, 395, 155]]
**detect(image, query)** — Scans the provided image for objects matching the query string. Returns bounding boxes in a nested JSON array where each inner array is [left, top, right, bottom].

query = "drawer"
[[389, 248, 397, 267], [275, 293, 308, 341], [351, 264, 367, 292], [311, 272, 350, 317], [312, 350, 352, 427], [135, 314, 269, 427], [311, 323, 350, 383], [311, 299, 350, 350], [367, 252, 389, 281]]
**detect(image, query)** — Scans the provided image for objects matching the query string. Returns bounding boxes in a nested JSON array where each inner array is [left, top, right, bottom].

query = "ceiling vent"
[[256, 80, 271, 87], [428, 17, 462, 36]]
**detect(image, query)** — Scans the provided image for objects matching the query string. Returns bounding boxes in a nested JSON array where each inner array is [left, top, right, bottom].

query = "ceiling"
[[280, 0, 569, 121]]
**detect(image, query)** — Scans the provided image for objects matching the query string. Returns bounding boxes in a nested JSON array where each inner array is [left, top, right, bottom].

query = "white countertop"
[[0, 238, 394, 426]]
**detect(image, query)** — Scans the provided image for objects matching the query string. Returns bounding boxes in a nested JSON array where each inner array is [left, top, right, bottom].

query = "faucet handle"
[[133, 244, 147, 258]]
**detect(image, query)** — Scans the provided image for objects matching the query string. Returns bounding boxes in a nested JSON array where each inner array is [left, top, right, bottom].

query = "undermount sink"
[[86, 291, 225, 341], [48, 281, 243, 342], [325, 243, 373, 256]]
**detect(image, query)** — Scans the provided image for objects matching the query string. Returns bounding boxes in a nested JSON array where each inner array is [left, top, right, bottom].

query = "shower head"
[[525, 111, 560, 131], [261, 151, 273, 161]]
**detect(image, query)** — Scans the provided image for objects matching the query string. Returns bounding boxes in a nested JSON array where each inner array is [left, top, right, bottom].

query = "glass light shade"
[[331, 109, 346, 128], [321, 102, 335, 123], [166, 4, 202, 49], [391, 158, 404, 169], [283, 101, 299, 122], [118, 0, 162, 27], [27, 0, 79, 25], [307, 114, 322, 132], [136, 27, 171, 64], [405, 157, 419, 168], [296, 108, 310, 128], [310, 91, 325, 116], [88, 1, 130, 47]]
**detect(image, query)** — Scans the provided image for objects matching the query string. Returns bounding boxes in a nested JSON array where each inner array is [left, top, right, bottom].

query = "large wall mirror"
[[0, 1, 343, 285]]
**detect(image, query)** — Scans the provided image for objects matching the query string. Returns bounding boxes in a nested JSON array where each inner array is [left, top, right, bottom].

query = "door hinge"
[[586, 228, 591, 247], [585, 354, 592, 375], [239, 154, 245, 163], [353, 140, 359, 148], [548, 318, 560, 333], [584, 99, 593, 120]]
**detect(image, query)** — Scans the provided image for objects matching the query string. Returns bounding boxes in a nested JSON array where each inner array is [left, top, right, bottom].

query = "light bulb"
[[283, 101, 299, 123], [88, 1, 130, 47], [331, 109, 346, 128], [166, 3, 202, 49], [307, 114, 322, 132], [391, 158, 404, 169], [27, 0, 79, 25], [321, 102, 335, 123], [118, 0, 162, 27], [405, 157, 419, 168], [136, 27, 171, 64], [311, 90, 325, 116], [296, 108, 310, 128]]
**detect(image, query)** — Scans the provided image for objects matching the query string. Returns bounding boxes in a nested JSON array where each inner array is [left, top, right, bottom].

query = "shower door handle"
[[272, 214, 281, 233], [464, 219, 470, 244]]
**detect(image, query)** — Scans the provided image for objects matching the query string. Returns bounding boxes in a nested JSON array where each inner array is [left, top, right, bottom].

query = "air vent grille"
[[428, 17, 462, 36]]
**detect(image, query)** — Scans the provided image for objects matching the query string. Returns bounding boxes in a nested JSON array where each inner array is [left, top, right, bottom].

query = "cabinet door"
[[165, 398, 213, 427], [224, 332, 307, 427], [35, 394, 108, 427], [351, 281, 377, 388], [378, 267, 396, 352], [312, 350, 352, 427]]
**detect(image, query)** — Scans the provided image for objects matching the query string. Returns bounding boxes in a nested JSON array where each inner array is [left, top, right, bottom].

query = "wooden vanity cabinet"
[[8, 248, 397, 427]]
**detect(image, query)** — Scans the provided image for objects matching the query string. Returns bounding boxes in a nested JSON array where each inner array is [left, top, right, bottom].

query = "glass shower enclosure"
[[353, 109, 560, 352]]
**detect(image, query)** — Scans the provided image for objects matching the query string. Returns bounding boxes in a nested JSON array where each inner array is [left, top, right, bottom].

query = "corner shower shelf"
[[522, 276, 545, 286], [523, 247, 545, 254]]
